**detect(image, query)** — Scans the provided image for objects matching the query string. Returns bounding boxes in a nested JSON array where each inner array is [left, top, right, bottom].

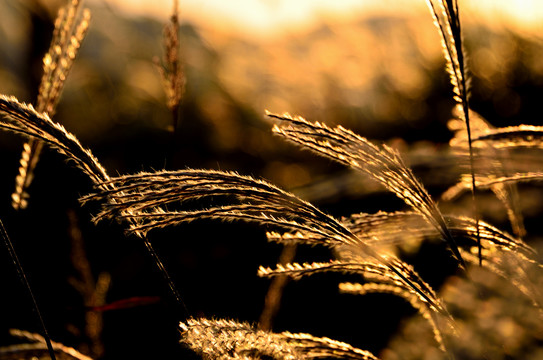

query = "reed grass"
[[0, 329, 93, 360], [0, 0, 542, 359], [12, 0, 90, 211], [153, 0, 185, 133], [180, 318, 380, 360], [267, 112, 465, 268], [425, 0, 482, 264]]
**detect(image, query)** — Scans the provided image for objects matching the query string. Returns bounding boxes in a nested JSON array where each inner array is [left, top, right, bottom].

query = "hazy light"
[[89, 0, 543, 38], [89, 0, 423, 37]]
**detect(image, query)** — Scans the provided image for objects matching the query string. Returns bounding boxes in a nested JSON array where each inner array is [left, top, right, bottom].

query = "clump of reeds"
[[1, 0, 543, 359], [0, 2, 185, 356], [386, 260, 543, 360]]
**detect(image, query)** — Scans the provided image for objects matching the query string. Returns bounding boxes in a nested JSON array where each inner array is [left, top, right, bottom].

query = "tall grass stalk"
[[0, 220, 57, 360], [12, 0, 90, 210], [425, 0, 481, 264]]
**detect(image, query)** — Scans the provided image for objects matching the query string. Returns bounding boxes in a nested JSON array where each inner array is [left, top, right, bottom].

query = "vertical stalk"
[[0, 220, 57, 360]]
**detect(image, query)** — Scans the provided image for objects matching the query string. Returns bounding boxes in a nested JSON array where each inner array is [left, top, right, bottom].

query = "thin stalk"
[[454, 6, 481, 266], [0, 220, 56, 360], [463, 103, 481, 265], [258, 244, 297, 330], [427, 0, 481, 265], [142, 237, 188, 318]]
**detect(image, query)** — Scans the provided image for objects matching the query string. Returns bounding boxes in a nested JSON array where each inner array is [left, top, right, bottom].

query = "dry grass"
[[180, 318, 380, 360], [0, 0, 542, 359], [12, 0, 90, 211]]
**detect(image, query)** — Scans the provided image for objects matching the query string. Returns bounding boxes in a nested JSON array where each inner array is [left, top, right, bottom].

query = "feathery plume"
[[267, 210, 538, 267], [268, 112, 464, 268], [0, 95, 108, 185], [180, 317, 380, 360], [0, 94, 187, 316], [460, 249, 543, 311], [4, 329, 93, 360], [154, 0, 185, 132], [344, 212, 537, 261], [82, 169, 359, 243], [445, 111, 543, 237], [258, 258, 449, 319], [13, 0, 91, 210], [425, 0, 481, 263], [339, 282, 448, 351], [260, 254, 458, 352], [281, 332, 380, 360], [460, 125, 543, 149], [439, 265, 543, 359], [83, 169, 446, 312]]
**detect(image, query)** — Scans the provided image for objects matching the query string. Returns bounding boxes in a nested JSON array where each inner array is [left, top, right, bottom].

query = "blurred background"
[[1, 0, 543, 359]]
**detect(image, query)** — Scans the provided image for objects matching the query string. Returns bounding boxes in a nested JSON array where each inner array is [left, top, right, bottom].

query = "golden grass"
[[180, 317, 380, 360], [12, 0, 90, 210], [0, 329, 93, 360], [1, 0, 543, 359]]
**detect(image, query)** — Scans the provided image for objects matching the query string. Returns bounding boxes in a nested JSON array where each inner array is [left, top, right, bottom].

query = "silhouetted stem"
[[259, 244, 297, 330], [0, 220, 56, 360]]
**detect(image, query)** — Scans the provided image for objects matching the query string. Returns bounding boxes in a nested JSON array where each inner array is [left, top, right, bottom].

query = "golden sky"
[[90, 0, 543, 38]]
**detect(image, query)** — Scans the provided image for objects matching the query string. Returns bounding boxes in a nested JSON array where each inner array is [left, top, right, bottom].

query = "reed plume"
[[386, 259, 543, 359], [268, 211, 536, 261], [12, 0, 90, 210], [265, 207, 539, 323], [425, 0, 481, 263], [267, 112, 464, 268], [339, 282, 448, 351], [344, 211, 541, 301], [441, 265, 543, 359], [258, 241, 457, 352], [0, 329, 93, 360], [2, 0, 543, 358], [343, 211, 536, 262], [82, 169, 447, 313], [154, 0, 185, 132], [469, 126, 543, 148], [445, 110, 543, 237], [0, 95, 108, 185], [258, 259, 450, 320], [0, 94, 187, 316], [180, 317, 380, 360]]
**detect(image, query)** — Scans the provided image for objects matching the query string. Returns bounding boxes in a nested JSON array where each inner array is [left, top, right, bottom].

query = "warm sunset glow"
[[90, 0, 416, 37], [91, 0, 543, 38]]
